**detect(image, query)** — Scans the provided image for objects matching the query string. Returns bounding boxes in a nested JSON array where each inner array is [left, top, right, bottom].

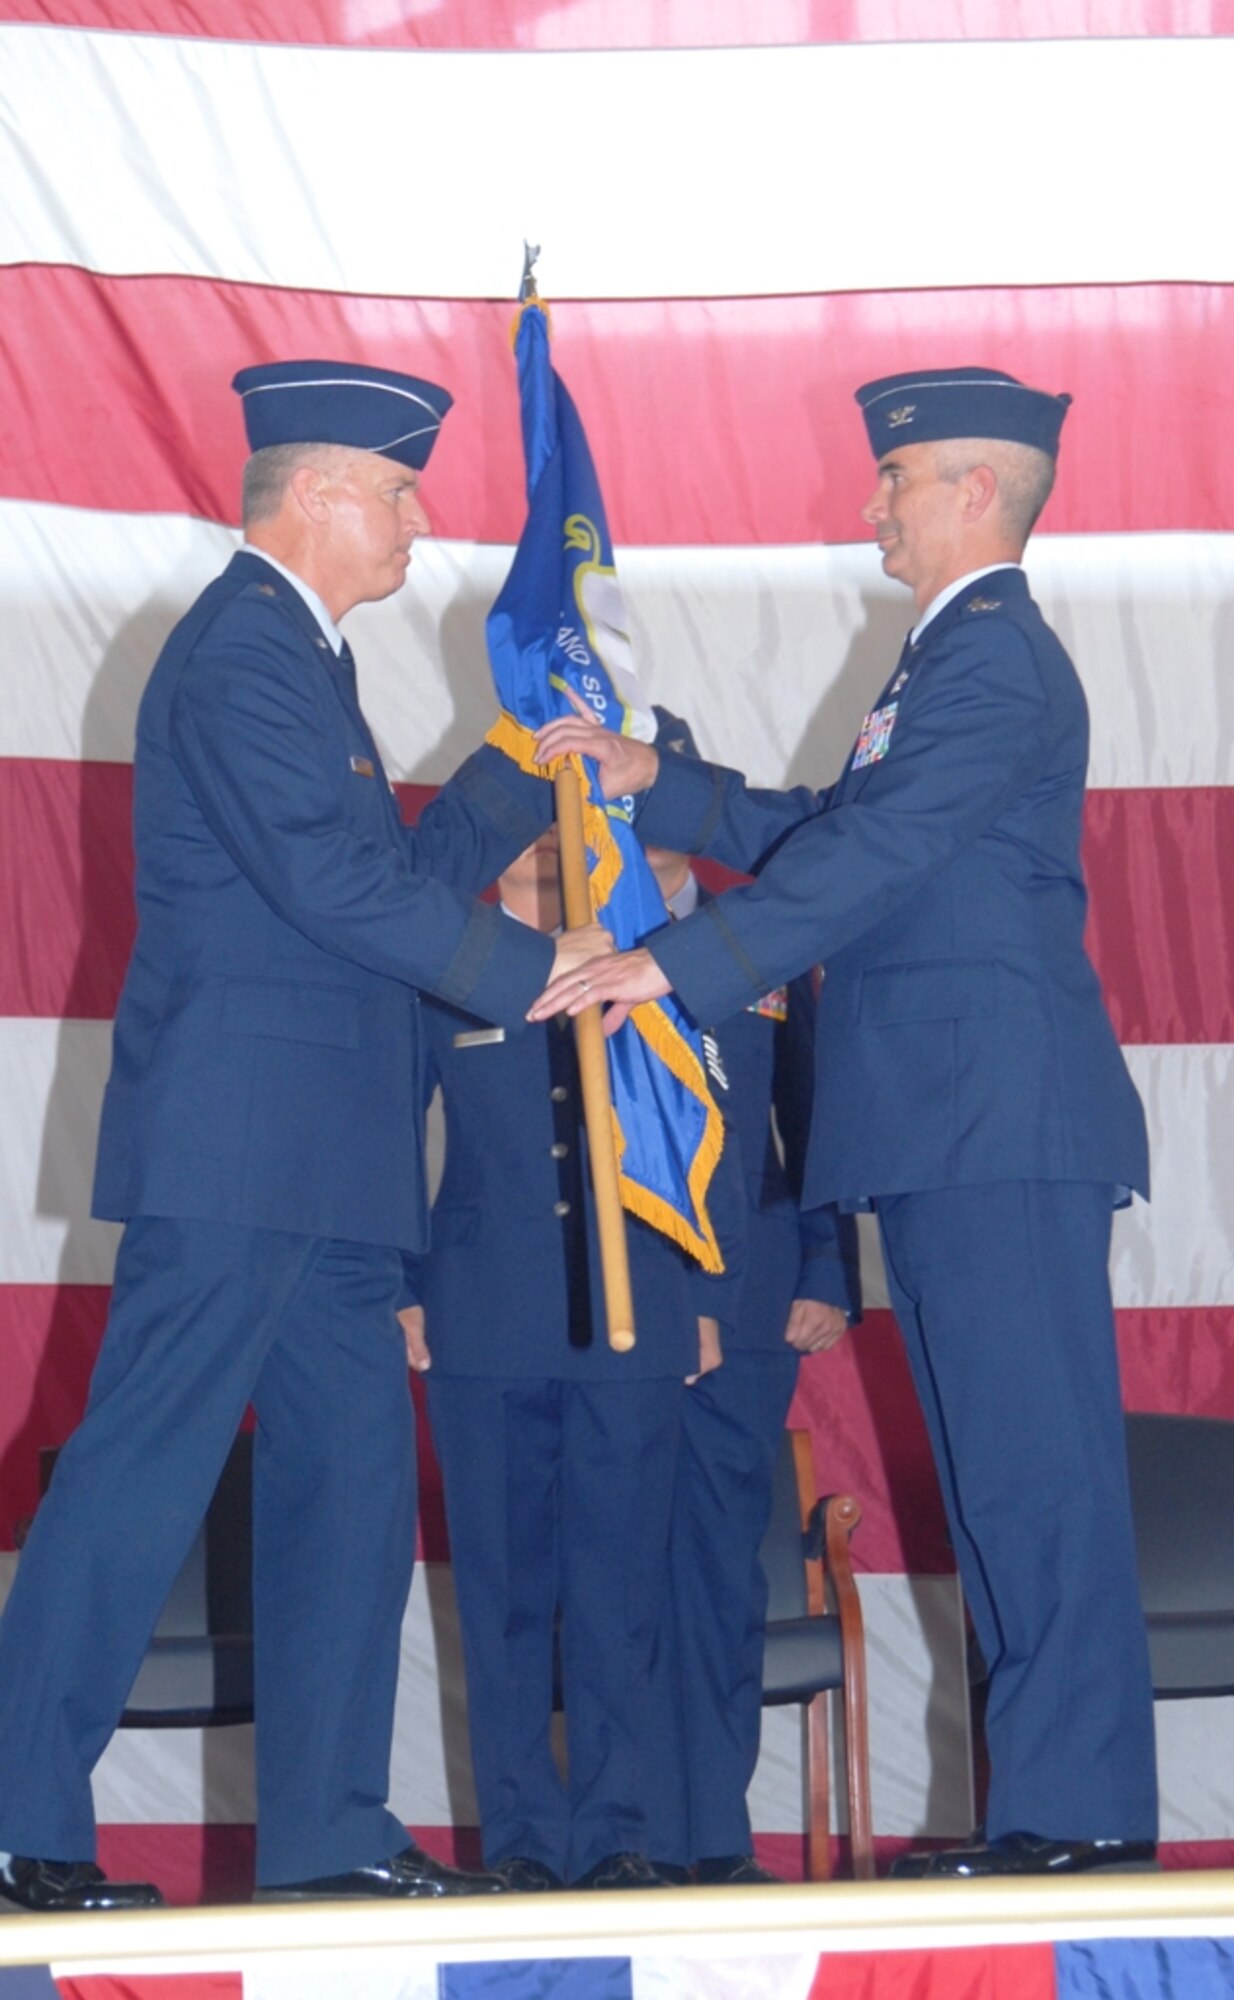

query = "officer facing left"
[[0, 359, 608, 1914]]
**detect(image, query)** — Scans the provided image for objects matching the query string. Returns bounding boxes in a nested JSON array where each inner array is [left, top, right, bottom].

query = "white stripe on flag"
[[4, 500, 1231, 791], [2, 30, 1233, 297]]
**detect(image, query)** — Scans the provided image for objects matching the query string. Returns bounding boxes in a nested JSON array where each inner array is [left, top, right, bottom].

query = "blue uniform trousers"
[[876, 1180, 1158, 1842], [646, 1350, 799, 1865], [427, 1375, 682, 1883], [0, 1217, 414, 1884]]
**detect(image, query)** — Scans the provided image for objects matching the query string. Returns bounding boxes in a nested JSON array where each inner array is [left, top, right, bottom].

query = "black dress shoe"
[[254, 1843, 506, 1900], [649, 1861, 693, 1886], [0, 1855, 164, 1913], [493, 1855, 565, 1892], [695, 1854, 782, 1885], [572, 1851, 670, 1890], [890, 1832, 1159, 1880]]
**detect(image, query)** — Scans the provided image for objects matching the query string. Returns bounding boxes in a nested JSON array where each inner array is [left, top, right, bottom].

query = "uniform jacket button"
[[552, 1200, 571, 1218], [550, 1142, 569, 1159]]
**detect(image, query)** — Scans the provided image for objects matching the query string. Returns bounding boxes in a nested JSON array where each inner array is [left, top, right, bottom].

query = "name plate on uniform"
[[452, 1027, 506, 1049]]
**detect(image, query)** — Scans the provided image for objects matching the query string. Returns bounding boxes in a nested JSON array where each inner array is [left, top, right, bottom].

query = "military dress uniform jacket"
[[91, 552, 554, 1251], [693, 932, 861, 1348], [638, 569, 1148, 1209], [403, 993, 746, 1377]]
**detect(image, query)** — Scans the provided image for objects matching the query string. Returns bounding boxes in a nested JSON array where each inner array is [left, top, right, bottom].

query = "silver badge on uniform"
[[701, 1032, 729, 1094]]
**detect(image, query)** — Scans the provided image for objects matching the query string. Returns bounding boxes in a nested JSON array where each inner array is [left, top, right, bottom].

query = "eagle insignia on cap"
[[965, 596, 1003, 613], [886, 405, 916, 427]]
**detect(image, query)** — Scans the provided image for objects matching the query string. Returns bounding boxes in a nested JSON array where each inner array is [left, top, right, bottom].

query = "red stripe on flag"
[[1084, 787, 1234, 1044], [0, 1284, 110, 1550], [808, 1942, 1056, 1999], [4, 1294, 1230, 1562], [0, 760, 136, 1020], [793, 1306, 1234, 1576], [2, 268, 1232, 543], [57, 1980, 242, 2000], [5, 761, 1227, 1046], [84, 1824, 1234, 1903], [0, 1285, 447, 1555], [4, 0, 1230, 46]]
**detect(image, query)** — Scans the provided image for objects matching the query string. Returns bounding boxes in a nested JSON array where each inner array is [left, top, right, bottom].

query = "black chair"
[[760, 1428, 873, 1880], [26, 1432, 254, 1729], [1124, 1412, 1234, 1701]]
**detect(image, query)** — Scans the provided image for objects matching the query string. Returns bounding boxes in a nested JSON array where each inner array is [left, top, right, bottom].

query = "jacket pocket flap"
[[221, 979, 361, 1050], [860, 959, 995, 1025]]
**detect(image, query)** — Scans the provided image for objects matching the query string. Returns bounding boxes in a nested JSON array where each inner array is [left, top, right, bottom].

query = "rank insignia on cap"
[[965, 596, 1003, 613], [856, 366, 1071, 461]]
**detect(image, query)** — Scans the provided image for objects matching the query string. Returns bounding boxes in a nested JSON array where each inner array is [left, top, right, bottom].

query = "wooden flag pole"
[[553, 765, 636, 1351]]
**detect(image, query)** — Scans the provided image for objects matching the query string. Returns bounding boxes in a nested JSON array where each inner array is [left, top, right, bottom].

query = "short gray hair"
[[241, 441, 352, 527], [933, 437, 1057, 547]]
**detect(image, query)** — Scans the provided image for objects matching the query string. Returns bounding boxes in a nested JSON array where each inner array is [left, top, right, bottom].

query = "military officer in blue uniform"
[[0, 360, 608, 1913], [637, 718, 861, 1886], [528, 368, 1159, 1878], [400, 825, 744, 1892]]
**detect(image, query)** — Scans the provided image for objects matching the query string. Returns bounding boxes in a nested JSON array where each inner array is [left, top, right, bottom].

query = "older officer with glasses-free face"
[[0, 359, 608, 1915], [529, 367, 1158, 1881]]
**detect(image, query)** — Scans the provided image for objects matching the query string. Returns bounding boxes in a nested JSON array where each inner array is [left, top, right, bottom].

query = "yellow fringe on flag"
[[485, 710, 553, 776], [619, 999, 727, 1273], [484, 715, 624, 913]]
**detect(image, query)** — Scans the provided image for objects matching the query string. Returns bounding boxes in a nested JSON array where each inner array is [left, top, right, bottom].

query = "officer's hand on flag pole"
[[528, 944, 671, 1033], [548, 922, 615, 988], [535, 687, 660, 801]]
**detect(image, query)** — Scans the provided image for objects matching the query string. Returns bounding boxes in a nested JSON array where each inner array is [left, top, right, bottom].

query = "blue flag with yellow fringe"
[[486, 296, 724, 1272]]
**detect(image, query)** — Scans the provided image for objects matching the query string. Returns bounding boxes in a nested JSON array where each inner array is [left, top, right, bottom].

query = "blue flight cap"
[[232, 360, 453, 470], [653, 705, 700, 759], [856, 367, 1071, 461]]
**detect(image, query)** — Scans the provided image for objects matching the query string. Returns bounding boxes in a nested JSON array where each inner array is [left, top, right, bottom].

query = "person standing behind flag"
[[528, 368, 1159, 1879], [0, 359, 609, 1914], [400, 824, 745, 1892], [635, 713, 862, 1887]]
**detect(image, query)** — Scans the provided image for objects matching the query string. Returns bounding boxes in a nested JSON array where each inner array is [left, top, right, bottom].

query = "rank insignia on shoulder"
[[965, 596, 1002, 613], [257, 583, 278, 597], [350, 755, 375, 777], [453, 1026, 506, 1048], [747, 986, 788, 1022], [851, 702, 898, 770]]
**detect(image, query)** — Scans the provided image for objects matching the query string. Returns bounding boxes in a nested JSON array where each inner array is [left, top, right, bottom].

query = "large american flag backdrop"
[[1, 0, 1232, 1902]]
